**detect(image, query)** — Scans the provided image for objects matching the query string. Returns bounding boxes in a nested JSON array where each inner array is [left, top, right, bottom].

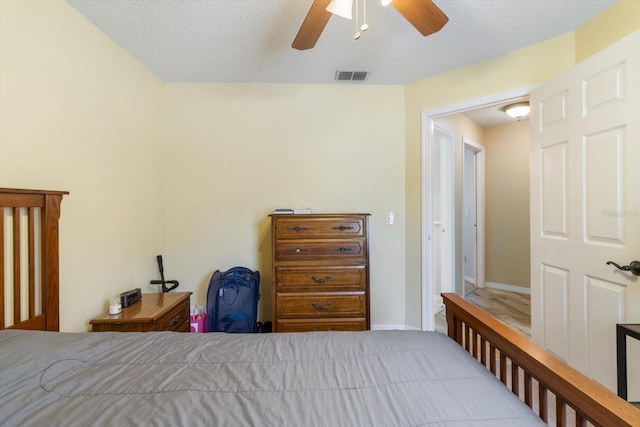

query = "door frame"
[[462, 137, 485, 292], [421, 86, 537, 331]]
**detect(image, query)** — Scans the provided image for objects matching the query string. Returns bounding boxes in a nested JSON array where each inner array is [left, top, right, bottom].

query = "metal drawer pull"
[[311, 275, 332, 283], [332, 225, 355, 231], [287, 226, 310, 232], [287, 248, 311, 253], [169, 315, 181, 325], [311, 301, 332, 310], [333, 247, 354, 253]]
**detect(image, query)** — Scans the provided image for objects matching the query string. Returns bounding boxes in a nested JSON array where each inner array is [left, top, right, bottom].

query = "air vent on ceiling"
[[335, 71, 368, 81]]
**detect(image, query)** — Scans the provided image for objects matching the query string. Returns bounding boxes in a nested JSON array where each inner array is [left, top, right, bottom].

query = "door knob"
[[606, 261, 640, 276]]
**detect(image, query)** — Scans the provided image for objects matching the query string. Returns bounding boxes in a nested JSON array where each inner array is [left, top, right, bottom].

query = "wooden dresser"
[[90, 292, 192, 332], [270, 213, 370, 332]]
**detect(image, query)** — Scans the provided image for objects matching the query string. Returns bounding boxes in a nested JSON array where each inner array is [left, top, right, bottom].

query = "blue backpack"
[[206, 267, 260, 333]]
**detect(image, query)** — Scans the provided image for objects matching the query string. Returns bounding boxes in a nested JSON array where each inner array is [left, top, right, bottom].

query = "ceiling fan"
[[292, 0, 449, 50]]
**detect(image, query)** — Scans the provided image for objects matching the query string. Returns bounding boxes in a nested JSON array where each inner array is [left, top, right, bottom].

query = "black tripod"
[[150, 255, 179, 292]]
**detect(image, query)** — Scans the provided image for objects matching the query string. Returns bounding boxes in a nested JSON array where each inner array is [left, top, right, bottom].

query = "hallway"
[[435, 287, 531, 338]]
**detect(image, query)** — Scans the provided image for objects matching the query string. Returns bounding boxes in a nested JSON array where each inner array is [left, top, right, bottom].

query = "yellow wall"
[[575, 0, 640, 62], [483, 121, 530, 289], [2, 0, 637, 331], [0, 1, 165, 331], [1, 1, 406, 330], [163, 84, 406, 326]]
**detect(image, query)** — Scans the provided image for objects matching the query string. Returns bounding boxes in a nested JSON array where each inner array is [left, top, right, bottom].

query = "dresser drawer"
[[157, 298, 190, 332], [274, 217, 365, 239], [276, 318, 367, 332], [276, 266, 367, 292], [276, 293, 366, 318], [274, 239, 366, 261]]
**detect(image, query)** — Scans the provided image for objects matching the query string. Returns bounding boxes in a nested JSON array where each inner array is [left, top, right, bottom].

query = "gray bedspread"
[[0, 329, 546, 426]]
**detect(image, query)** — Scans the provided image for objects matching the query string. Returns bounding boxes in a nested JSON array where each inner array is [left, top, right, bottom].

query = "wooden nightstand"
[[90, 292, 192, 332]]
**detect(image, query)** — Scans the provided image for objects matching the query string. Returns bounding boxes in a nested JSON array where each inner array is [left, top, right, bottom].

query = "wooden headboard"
[[0, 188, 68, 331]]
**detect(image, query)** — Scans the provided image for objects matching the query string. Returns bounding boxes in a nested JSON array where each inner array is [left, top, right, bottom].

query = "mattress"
[[0, 329, 546, 426]]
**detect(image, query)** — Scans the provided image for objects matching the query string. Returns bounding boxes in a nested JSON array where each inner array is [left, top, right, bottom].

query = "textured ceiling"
[[66, 0, 617, 86]]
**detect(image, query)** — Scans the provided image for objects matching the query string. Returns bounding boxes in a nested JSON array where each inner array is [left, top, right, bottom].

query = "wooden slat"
[[465, 324, 471, 352], [489, 344, 496, 375], [512, 363, 519, 396], [556, 398, 566, 427], [0, 207, 4, 329], [472, 330, 479, 359], [539, 385, 548, 422], [499, 352, 507, 385], [28, 207, 35, 317], [480, 336, 487, 367], [13, 207, 21, 325], [524, 372, 533, 408], [41, 193, 63, 331]]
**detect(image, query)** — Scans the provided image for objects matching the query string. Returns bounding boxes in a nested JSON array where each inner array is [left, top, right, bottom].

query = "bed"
[[1, 187, 638, 427]]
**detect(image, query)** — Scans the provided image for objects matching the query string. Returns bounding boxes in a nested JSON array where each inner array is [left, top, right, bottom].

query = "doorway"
[[428, 125, 454, 315], [462, 138, 485, 295], [421, 86, 536, 331]]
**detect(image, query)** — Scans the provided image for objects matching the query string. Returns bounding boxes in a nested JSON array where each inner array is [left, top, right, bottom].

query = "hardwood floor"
[[435, 287, 531, 338]]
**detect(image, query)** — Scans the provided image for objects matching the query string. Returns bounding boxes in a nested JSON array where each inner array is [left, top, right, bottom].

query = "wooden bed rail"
[[0, 188, 68, 331], [442, 293, 640, 427]]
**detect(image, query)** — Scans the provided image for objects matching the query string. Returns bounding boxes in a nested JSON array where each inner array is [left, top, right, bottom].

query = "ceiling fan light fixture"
[[503, 102, 530, 120], [326, 0, 353, 20]]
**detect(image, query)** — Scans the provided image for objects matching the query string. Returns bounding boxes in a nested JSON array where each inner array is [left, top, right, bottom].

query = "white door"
[[530, 30, 640, 393]]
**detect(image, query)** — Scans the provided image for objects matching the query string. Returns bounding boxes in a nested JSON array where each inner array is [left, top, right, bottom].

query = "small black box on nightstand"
[[120, 288, 142, 308]]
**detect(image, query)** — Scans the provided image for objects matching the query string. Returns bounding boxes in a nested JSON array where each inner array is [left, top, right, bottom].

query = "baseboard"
[[433, 294, 445, 314], [464, 275, 476, 285], [485, 281, 531, 295], [371, 324, 421, 331]]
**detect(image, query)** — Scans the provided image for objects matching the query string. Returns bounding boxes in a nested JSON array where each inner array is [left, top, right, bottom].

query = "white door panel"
[[586, 276, 626, 392], [541, 264, 569, 360], [584, 127, 625, 244], [531, 30, 640, 393], [540, 142, 568, 237]]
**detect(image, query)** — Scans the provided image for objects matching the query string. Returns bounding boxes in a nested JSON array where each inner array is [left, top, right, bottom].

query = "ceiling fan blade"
[[292, 0, 333, 50], [391, 0, 448, 37]]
